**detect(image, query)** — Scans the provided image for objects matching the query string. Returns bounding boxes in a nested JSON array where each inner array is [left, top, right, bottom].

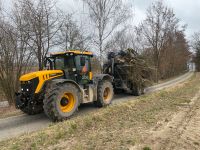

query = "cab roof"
[[50, 50, 93, 56]]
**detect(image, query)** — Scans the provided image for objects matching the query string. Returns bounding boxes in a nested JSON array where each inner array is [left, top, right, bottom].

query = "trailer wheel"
[[94, 80, 114, 107], [132, 85, 144, 96], [43, 82, 80, 122]]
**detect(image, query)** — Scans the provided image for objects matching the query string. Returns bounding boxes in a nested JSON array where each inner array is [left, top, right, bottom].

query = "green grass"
[[0, 73, 199, 150]]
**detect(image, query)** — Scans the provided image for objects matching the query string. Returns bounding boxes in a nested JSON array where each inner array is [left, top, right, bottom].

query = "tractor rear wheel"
[[43, 82, 80, 122], [94, 80, 114, 107]]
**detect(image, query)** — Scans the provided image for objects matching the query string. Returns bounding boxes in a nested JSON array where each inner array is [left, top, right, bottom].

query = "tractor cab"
[[45, 50, 93, 84]]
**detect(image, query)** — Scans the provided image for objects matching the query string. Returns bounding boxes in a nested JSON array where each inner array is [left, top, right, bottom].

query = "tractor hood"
[[20, 70, 64, 93], [20, 70, 64, 81]]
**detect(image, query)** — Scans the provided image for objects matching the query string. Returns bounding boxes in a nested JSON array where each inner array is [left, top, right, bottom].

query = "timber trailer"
[[103, 51, 147, 96], [16, 50, 114, 121]]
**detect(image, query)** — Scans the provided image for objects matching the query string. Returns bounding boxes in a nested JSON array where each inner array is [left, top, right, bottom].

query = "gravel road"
[[0, 72, 193, 141]]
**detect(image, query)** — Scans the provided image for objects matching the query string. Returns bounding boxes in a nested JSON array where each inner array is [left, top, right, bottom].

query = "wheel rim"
[[103, 87, 111, 102], [60, 93, 75, 113]]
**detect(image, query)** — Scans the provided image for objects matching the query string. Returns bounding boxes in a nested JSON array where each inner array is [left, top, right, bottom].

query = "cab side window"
[[75, 55, 90, 73], [75, 55, 91, 84]]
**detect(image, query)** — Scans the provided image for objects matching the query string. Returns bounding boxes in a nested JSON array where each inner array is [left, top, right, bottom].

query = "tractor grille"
[[21, 77, 39, 95]]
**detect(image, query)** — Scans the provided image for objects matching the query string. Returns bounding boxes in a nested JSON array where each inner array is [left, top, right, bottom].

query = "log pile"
[[104, 48, 153, 88]]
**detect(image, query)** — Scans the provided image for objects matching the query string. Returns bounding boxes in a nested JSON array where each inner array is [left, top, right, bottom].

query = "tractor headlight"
[[20, 77, 39, 94]]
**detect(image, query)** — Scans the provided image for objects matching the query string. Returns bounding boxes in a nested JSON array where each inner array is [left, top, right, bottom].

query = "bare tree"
[[159, 30, 190, 78], [81, 0, 131, 66], [136, 1, 179, 81], [12, 2, 35, 79], [14, 0, 61, 70], [57, 14, 90, 50], [105, 28, 129, 52], [105, 26, 143, 53], [0, 19, 33, 104], [192, 32, 200, 71], [0, 23, 16, 104]]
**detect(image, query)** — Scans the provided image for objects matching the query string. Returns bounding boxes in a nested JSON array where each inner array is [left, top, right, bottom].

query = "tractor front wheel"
[[43, 82, 80, 122]]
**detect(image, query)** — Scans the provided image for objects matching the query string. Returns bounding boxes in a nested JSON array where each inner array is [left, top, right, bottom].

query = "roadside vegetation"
[[0, 106, 22, 119], [193, 32, 200, 71], [0, 73, 199, 150]]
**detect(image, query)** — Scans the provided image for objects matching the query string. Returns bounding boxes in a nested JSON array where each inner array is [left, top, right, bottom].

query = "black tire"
[[43, 82, 81, 122], [132, 85, 144, 96], [94, 80, 114, 107]]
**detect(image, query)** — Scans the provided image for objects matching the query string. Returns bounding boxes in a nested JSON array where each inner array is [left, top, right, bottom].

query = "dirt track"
[[131, 72, 200, 150], [148, 89, 200, 150], [0, 72, 193, 141], [151, 91, 200, 150]]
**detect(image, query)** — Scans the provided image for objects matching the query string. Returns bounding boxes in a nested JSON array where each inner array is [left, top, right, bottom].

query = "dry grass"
[[0, 105, 22, 119], [0, 89, 5, 102], [153, 71, 188, 85], [0, 73, 199, 150]]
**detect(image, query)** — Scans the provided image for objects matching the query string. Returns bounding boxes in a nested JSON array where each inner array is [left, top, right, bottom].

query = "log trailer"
[[103, 50, 151, 96]]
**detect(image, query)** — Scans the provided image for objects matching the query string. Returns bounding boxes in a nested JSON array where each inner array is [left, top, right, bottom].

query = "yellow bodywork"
[[20, 70, 64, 93], [51, 50, 93, 56], [89, 72, 93, 80]]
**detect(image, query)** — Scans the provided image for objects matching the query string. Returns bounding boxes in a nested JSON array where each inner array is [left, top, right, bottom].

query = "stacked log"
[[104, 48, 153, 88]]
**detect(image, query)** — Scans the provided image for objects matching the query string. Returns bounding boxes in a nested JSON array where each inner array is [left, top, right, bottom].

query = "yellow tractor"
[[16, 50, 114, 121]]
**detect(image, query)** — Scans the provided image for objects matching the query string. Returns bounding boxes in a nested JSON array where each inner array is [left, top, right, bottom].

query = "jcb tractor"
[[16, 50, 114, 121]]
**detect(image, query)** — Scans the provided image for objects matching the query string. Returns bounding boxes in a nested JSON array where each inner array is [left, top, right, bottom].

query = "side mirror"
[[72, 68, 76, 72], [80, 57, 86, 66]]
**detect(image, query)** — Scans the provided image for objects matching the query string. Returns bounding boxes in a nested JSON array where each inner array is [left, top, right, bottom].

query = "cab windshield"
[[54, 56, 75, 70]]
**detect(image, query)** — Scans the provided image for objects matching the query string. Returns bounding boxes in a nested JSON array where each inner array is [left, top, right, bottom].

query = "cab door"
[[75, 55, 91, 84]]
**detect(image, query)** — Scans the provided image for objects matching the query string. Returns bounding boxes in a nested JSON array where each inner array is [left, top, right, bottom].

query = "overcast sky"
[[56, 0, 200, 40], [3, 0, 200, 40]]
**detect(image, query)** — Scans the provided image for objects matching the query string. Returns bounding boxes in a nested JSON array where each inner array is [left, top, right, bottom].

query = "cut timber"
[[104, 48, 153, 95]]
